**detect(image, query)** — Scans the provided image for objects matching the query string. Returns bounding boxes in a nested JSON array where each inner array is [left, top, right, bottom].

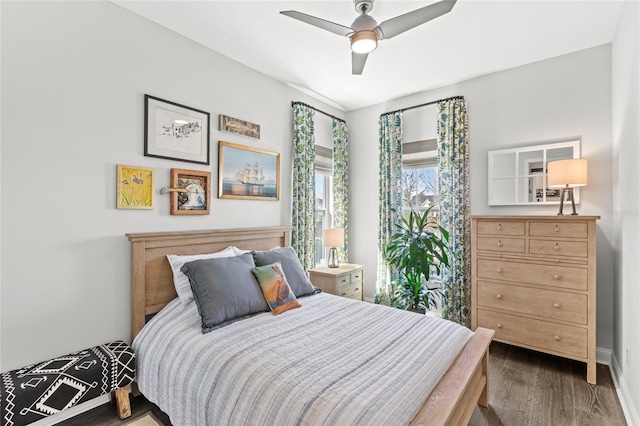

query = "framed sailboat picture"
[[218, 141, 280, 201]]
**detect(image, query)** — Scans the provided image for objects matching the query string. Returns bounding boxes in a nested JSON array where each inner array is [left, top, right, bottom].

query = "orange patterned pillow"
[[252, 262, 301, 315]]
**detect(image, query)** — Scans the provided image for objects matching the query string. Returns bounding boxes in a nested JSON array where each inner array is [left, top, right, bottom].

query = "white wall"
[[0, 1, 344, 371], [611, 0, 640, 422], [348, 45, 615, 351]]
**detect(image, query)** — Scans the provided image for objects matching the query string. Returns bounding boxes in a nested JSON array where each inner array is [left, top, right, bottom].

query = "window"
[[315, 145, 333, 265], [402, 139, 439, 216]]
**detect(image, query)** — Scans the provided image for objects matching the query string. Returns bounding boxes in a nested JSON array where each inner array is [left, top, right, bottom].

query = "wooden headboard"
[[126, 226, 291, 341]]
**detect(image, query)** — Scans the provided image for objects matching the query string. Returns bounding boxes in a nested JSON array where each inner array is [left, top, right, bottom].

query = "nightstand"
[[308, 264, 364, 301]]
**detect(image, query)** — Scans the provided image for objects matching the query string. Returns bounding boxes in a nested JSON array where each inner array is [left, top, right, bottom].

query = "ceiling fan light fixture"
[[351, 31, 378, 53]]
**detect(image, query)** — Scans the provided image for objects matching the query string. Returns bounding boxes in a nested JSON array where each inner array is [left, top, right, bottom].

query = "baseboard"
[[27, 394, 111, 426], [597, 346, 612, 365], [609, 352, 640, 426]]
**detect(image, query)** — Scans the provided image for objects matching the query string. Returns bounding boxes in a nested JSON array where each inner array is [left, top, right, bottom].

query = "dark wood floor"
[[60, 342, 626, 426]]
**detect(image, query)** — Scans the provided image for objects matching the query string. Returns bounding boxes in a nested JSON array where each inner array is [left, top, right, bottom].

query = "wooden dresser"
[[471, 215, 599, 384], [308, 264, 364, 301]]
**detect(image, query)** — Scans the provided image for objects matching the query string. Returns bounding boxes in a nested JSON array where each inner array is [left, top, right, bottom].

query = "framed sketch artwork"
[[170, 168, 211, 215], [218, 141, 280, 201], [144, 95, 210, 165]]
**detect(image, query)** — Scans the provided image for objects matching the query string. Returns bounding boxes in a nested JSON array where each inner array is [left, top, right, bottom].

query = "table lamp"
[[547, 158, 587, 215], [323, 228, 344, 268]]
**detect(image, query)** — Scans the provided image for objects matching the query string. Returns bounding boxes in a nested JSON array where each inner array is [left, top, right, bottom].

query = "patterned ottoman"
[[0, 340, 135, 426]]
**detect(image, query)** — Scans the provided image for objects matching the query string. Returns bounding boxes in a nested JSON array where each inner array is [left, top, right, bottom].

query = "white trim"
[[26, 394, 111, 426], [609, 352, 640, 426], [597, 346, 612, 365]]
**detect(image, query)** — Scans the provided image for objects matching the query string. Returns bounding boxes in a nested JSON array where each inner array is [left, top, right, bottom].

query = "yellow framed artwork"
[[117, 165, 155, 209]]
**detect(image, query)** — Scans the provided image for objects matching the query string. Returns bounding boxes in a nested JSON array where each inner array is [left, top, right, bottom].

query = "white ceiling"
[[114, 0, 624, 111]]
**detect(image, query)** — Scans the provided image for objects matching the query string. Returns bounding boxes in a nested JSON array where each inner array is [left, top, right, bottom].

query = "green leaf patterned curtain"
[[291, 104, 316, 271], [376, 112, 403, 305], [437, 98, 471, 326], [332, 119, 349, 262]]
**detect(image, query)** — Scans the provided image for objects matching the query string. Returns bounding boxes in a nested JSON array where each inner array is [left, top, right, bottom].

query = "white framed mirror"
[[488, 140, 581, 206]]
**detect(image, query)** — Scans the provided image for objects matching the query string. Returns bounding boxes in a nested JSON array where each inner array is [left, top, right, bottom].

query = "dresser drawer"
[[477, 280, 587, 324], [350, 270, 363, 283], [477, 259, 587, 291], [477, 220, 525, 236], [529, 239, 588, 257], [477, 309, 587, 359], [477, 237, 525, 253], [529, 221, 588, 238]]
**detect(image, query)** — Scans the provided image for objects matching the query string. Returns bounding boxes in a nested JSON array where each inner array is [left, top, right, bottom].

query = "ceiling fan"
[[280, 0, 457, 75]]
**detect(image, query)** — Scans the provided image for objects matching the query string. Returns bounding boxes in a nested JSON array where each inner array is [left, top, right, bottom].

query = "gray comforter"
[[133, 292, 472, 426]]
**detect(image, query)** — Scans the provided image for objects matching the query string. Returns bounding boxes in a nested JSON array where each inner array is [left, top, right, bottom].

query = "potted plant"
[[383, 207, 450, 313]]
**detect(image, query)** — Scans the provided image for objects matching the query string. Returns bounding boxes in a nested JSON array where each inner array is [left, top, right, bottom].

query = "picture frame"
[[144, 94, 210, 165], [170, 168, 211, 215], [117, 165, 154, 209], [219, 115, 260, 139], [218, 141, 280, 201]]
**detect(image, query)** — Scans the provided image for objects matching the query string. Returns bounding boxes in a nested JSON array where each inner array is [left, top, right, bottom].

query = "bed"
[[127, 226, 494, 425]]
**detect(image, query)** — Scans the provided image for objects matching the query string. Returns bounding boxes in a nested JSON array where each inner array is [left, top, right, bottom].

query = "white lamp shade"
[[323, 228, 345, 247], [547, 159, 588, 188]]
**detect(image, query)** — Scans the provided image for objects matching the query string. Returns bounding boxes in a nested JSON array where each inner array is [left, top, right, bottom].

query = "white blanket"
[[133, 292, 472, 426]]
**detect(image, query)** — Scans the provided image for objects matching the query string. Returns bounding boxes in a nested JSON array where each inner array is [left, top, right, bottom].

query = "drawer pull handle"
[[554, 335, 561, 341], [554, 225, 560, 232], [496, 268, 503, 273], [355, 288, 359, 292], [341, 279, 347, 283], [341, 293, 347, 297], [497, 240, 503, 247], [554, 244, 559, 250], [497, 224, 502, 230], [553, 274, 561, 280], [554, 303, 561, 308], [496, 323, 503, 329], [354, 274, 360, 279], [496, 294, 503, 299]]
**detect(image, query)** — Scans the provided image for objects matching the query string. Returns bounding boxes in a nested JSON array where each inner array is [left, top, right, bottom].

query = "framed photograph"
[[170, 168, 211, 215], [117, 165, 154, 209], [144, 94, 210, 165], [219, 115, 260, 139], [218, 141, 279, 201]]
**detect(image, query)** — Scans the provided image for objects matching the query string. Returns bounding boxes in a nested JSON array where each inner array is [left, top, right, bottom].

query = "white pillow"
[[167, 246, 238, 304]]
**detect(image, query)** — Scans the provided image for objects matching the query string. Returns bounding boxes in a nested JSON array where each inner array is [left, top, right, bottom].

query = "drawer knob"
[[497, 224, 502, 230], [554, 303, 561, 308], [497, 240, 503, 247], [496, 267, 503, 273], [496, 294, 503, 299], [341, 293, 347, 297], [553, 274, 561, 280], [554, 335, 561, 341], [554, 244, 559, 250], [496, 323, 503, 329], [355, 288, 359, 292]]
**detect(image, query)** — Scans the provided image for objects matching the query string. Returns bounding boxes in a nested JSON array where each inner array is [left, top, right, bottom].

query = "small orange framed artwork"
[[170, 168, 211, 215], [117, 165, 154, 209]]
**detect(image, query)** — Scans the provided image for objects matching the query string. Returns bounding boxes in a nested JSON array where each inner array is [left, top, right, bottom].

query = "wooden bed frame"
[[127, 226, 494, 426]]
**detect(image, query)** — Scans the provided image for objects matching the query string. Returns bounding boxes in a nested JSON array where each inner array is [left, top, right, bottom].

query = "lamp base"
[[557, 187, 578, 215], [327, 247, 339, 268]]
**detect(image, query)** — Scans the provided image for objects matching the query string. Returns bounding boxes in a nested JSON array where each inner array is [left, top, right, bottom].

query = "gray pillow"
[[181, 253, 268, 333], [252, 247, 316, 297]]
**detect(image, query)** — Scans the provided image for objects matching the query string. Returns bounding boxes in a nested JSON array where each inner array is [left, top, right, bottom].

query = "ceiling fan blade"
[[352, 52, 369, 75], [378, 0, 457, 39], [280, 11, 354, 37]]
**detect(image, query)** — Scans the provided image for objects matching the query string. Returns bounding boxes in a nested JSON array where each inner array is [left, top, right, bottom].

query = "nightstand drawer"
[[477, 280, 587, 324], [477, 237, 525, 253], [529, 221, 588, 238], [477, 309, 587, 359], [477, 259, 587, 291], [477, 220, 525, 236], [529, 239, 588, 257], [336, 274, 351, 287], [350, 270, 363, 283], [338, 281, 362, 299]]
